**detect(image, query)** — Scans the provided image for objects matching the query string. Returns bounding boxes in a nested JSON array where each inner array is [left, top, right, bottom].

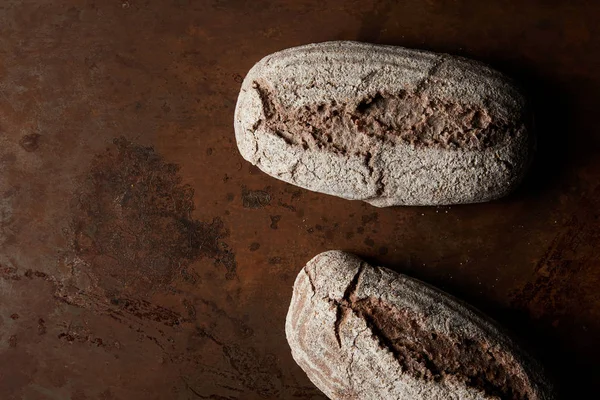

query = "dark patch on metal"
[[270, 215, 281, 229], [268, 257, 283, 265], [379, 246, 389, 255], [362, 212, 379, 225], [109, 297, 185, 326], [180, 266, 198, 284], [282, 187, 304, 202], [8, 335, 17, 347], [53, 282, 189, 329], [364, 237, 375, 247], [38, 318, 47, 335], [56, 320, 109, 347], [249, 242, 260, 251], [221, 344, 283, 396], [10, 313, 19, 320], [68, 137, 238, 298], [277, 200, 296, 212], [232, 73, 243, 83], [0, 266, 20, 281], [241, 187, 271, 208], [18, 133, 41, 152], [182, 299, 196, 319]]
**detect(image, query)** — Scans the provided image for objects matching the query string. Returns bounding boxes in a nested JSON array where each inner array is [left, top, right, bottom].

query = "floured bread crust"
[[235, 41, 533, 206]]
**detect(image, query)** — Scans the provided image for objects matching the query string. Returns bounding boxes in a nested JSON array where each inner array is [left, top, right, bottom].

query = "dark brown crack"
[[342, 264, 365, 301], [252, 82, 275, 119], [254, 80, 516, 154], [333, 265, 365, 348], [346, 296, 534, 399], [303, 267, 317, 300], [374, 171, 385, 196], [364, 151, 374, 177], [333, 304, 344, 347]]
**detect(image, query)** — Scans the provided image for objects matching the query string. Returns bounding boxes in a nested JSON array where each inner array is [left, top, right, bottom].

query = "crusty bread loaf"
[[235, 41, 533, 206], [285, 251, 554, 399]]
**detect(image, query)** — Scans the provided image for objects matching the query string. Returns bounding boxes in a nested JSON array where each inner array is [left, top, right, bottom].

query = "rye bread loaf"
[[285, 251, 554, 400], [234, 41, 533, 206]]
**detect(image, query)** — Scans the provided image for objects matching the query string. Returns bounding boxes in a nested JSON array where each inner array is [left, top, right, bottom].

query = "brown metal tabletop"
[[1, 1, 599, 399]]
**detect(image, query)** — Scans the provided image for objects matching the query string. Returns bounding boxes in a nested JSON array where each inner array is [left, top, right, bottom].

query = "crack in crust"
[[339, 295, 533, 400], [332, 264, 365, 348], [253, 80, 516, 154]]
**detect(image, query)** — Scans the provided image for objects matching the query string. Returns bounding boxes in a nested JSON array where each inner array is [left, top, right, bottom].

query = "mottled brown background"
[[0, 1, 598, 399]]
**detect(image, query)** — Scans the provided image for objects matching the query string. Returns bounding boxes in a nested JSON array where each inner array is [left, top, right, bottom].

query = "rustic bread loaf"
[[234, 41, 533, 206], [285, 251, 554, 400]]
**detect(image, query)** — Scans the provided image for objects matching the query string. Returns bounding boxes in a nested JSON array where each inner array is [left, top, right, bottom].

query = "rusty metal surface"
[[0, 1, 599, 399]]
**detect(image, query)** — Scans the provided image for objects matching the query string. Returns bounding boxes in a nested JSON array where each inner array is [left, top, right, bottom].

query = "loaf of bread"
[[234, 41, 533, 206], [286, 251, 554, 399]]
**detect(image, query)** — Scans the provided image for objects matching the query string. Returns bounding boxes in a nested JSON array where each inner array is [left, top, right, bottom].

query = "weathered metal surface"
[[0, 1, 599, 399]]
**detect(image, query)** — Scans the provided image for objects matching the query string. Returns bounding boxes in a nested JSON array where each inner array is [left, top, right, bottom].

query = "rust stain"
[[18, 133, 41, 152], [269, 215, 281, 229], [67, 137, 237, 298], [361, 212, 379, 225], [37, 318, 46, 335], [268, 256, 283, 265], [0, 266, 21, 281], [277, 200, 296, 212], [185, 327, 287, 398], [241, 187, 271, 208], [1, 140, 249, 364], [306, 222, 338, 242]]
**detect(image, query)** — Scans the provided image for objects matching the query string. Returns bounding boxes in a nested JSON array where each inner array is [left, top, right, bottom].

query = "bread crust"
[[235, 41, 533, 206], [285, 250, 554, 400]]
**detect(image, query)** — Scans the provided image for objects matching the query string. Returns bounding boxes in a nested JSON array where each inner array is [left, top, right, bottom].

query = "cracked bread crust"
[[285, 251, 555, 400], [234, 41, 533, 206]]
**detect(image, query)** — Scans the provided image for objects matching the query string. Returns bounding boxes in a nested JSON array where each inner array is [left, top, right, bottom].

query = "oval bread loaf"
[[285, 251, 554, 400], [234, 41, 533, 206]]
